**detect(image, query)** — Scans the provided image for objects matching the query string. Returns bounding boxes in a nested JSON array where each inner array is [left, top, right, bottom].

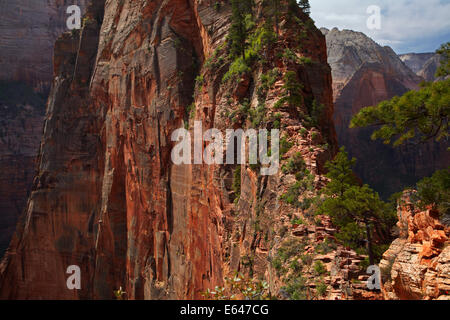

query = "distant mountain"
[[322, 28, 449, 198], [321, 28, 422, 100], [399, 53, 443, 82]]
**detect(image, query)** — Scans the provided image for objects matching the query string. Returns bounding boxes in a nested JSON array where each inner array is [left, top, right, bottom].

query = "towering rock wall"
[[1, 0, 340, 300], [323, 28, 449, 198], [0, 0, 87, 258]]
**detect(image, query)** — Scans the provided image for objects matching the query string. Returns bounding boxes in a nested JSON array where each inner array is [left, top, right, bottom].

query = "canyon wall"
[[0, 0, 87, 258], [323, 28, 450, 198], [0, 0, 345, 300]]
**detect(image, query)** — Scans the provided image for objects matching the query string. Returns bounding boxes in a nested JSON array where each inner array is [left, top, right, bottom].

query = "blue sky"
[[309, 0, 450, 54]]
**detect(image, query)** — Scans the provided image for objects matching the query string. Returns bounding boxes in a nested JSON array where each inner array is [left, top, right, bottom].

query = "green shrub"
[[300, 127, 308, 137], [315, 238, 337, 254], [233, 166, 242, 202], [291, 218, 304, 226], [274, 71, 304, 110], [282, 276, 307, 300], [316, 281, 328, 297], [272, 257, 282, 272], [300, 254, 313, 266], [222, 57, 250, 83], [282, 48, 299, 63], [280, 136, 293, 156], [290, 260, 302, 273], [313, 260, 326, 275], [277, 238, 305, 263], [413, 167, 450, 220], [282, 152, 306, 175], [195, 75, 205, 90], [299, 56, 313, 65], [249, 103, 266, 128]]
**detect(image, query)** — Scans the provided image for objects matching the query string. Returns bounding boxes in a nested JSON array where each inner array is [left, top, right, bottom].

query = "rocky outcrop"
[[380, 194, 450, 300], [399, 53, 443, 82], [323, 28, 450, 198], [0, 0, 341, 300], [283, 215, 383, 300], [0, 1, 87, 259]]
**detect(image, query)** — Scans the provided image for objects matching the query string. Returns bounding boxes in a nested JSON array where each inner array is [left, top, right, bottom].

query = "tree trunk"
[[364, 215, 375, 266]]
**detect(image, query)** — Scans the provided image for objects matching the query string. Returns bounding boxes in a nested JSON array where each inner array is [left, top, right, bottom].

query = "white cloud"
[[309, 0, 450, 53]]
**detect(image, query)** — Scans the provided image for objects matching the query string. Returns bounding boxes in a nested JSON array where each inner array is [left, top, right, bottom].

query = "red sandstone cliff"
[[323, 28, 450, 198], [0, 0, 346, 300]]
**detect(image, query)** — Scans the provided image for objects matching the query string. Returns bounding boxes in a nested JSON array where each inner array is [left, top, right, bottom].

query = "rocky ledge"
[[380, 193, 450, 300]]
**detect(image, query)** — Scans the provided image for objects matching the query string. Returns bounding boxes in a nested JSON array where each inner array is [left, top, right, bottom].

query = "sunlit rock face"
[[323, 28, 450, 199]]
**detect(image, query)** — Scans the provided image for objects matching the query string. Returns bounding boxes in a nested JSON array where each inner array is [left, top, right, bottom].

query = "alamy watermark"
[[366, 265, 381, 290], [66, 265, 81, 290], [66, 5, 81, 30], [171, 121, 280, 176], [367, 5, 381, 30]]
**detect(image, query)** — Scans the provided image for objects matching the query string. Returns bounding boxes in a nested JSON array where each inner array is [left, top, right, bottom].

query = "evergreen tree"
[[436, 42, 450, 78], [413, 167, 450, 219], [318, 148, 395, 265], [322, 148, 358, 197], [298, 0, 311, 16], [262, 0, 282, 34], [229, 0, 253, 59]]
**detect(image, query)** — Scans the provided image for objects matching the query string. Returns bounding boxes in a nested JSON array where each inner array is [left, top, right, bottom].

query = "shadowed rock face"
[[0, 84, 46, 258], [0, 0, 88, 92], [323, 28, 450, 198], [0, 1, 87, 258], [0, 1, 339, 300]]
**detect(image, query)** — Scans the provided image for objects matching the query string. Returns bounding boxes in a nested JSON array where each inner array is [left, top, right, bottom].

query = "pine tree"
[[229, 0, 253, 59], [298, 0, 311, 16], [436, 42, 450, 78], [322, 147, 358, 197], [318, 148, 395, 265], [262, 0, 282, 34]]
